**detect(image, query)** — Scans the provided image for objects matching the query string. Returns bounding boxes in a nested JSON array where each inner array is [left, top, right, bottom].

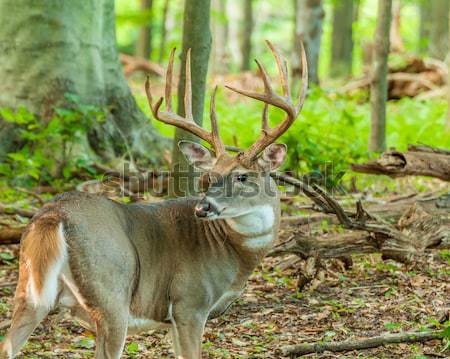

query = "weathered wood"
[[282, 329, 444, 356], [272, 194, 449, 263], [352, 148, 450, 181], [0, 203, 36, 218], [0, 227, 24, 244]]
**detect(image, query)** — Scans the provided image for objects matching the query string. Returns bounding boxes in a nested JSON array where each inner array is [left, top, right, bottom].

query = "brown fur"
[[21, 213, 64, 295]]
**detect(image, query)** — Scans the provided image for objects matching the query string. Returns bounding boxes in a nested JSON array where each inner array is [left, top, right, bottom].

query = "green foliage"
[[137, 85, 447, 190], [0, 94, 104, 187]]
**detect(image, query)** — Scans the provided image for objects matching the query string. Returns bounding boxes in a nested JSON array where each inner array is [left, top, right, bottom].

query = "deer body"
[[1, 191, 279, 358], [1, 41, 307, 358]]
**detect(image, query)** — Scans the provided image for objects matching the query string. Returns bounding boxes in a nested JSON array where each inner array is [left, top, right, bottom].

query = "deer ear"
[[258, 144, 287, 171], [178, 140, 213, 169]]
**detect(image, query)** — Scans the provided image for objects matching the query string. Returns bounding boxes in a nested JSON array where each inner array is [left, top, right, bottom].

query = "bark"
[[240, 0, 254, 71], [282, 330, 445, 356], [418, 0, 432, 52], [135, 0, 153, 59], [158, 0, 170, 63], [352, 145, 450, 181], [390, 0, 404, 53], [171, 0, 212, 196], [0, 0, 165, 164], [212, 0, 229, 74], [448, 3, 450, 130], [429, 0, 449, 60], [369, 0, 392, 153], [293, 0, 325, 85], [330, 0, 353, 78]]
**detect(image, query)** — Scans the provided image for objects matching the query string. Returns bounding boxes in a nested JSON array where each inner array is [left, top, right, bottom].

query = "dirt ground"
[[0, 244, 448, 358]]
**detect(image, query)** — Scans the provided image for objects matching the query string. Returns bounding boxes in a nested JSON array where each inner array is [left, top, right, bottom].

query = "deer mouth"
[[194, 199, 223, 219]]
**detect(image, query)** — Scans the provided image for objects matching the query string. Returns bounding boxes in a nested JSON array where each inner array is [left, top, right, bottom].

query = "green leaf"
[[0, 252, 14, 261], [384, 322, 401, 331], [126, 342, 139, 354]]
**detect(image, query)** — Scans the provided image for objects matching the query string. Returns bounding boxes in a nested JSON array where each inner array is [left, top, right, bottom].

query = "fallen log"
[[352, 145, 450, 181], [0, 227, 24, 245], [281, 329, 445, 356]]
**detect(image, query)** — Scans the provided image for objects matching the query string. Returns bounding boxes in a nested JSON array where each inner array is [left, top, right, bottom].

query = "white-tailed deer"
[[0, 41, 307, 359]]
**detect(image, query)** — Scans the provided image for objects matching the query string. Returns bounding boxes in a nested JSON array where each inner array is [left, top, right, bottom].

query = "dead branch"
[[281, 329, 444, 356], [120, 53, 165, 77], [352, 146, 450, 181], [0, 320, 11, 331], [0, 227, 24, 245], [0, 203, 36, 218]]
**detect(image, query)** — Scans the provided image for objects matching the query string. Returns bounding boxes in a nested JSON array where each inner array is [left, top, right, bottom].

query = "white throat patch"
[[226, 205, 275, 237]]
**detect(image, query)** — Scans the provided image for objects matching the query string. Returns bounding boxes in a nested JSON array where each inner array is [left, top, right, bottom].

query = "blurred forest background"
[[0, 0, 448, 190], [0, 0, 449, 358]]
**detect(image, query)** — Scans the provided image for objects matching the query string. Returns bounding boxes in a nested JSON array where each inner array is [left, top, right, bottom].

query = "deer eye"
[[236, 174, 248, 182]]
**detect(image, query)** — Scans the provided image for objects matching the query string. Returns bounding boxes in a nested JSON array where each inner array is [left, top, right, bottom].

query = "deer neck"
[[203, 204, 277, 252]]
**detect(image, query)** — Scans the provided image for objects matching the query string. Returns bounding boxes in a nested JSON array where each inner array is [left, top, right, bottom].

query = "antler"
[[145, 48, 226, 157], [226, 40, 308, 166]]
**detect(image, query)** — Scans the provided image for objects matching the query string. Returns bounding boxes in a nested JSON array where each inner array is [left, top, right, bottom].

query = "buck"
[[0, 41, 307, 359]]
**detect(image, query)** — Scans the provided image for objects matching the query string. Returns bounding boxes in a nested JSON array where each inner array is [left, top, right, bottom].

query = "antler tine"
[[145, 48, 228, 157], [266, 40, 290, 99], [262, 103, 269, 133], [184, 48, 193, 121], [145, 76, 163, 117], [224, 41, 308, 165], [296, 41, 309, 113], [165, 48, 176, 112], [254, 59, 274, 96], [210, 86, 225, 156]]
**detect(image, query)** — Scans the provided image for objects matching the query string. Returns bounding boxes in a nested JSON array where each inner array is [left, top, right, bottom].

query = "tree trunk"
[[158, 0, 170, 63], [448, 3, 450, 131], [390, 0, 404, 53], [171, 0, 212, 196], [293, 0, 325, 85], [330, 0, 353, 78], [240, 0, 254, 71], [212, 0, 229, 74], [418, 0, 432, 53], [429, 0, 449, 60], [135, 0, 153, 59], [0, 0, 164, 164], [369, 0, 392, 153]]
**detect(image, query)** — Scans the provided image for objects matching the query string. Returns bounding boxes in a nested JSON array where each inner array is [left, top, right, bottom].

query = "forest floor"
[[0, 248, 448, 358], [0, 178, 449, 358]]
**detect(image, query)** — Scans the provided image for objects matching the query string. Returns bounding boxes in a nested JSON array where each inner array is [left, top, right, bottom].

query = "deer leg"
[[93, 309, 128, 359], [170, 307, 207, 359], [0, 297, 49, 359]]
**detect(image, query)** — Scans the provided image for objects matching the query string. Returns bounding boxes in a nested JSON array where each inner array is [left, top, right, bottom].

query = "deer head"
[[146, 41, 308, 220]]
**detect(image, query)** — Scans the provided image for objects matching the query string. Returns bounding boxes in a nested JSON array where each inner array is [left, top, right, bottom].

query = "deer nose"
[[194, 201, 211, 217]]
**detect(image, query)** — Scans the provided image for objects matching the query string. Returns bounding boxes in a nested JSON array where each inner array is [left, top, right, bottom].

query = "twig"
[[0, 204, 36, 218], [281, 330, 444, 356], [0, 282, 17, 288], [0, 320, 11, 331], [16, 187, 45, 206]]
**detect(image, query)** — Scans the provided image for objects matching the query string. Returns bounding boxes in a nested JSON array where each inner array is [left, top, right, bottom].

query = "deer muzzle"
[[194, 200, 211, 218]]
